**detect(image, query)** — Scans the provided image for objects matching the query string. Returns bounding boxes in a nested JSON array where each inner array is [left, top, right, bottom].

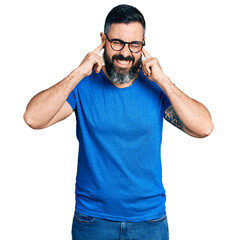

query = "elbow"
[[198, 121, 214, 138], [204, 120, 214, 137], [187, 120, 214, 138], [23, 112, 42, 130]]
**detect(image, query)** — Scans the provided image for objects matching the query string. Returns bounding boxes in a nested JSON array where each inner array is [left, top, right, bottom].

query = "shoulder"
[[75, 70, 103, 90], [139, 70, 165, 94]]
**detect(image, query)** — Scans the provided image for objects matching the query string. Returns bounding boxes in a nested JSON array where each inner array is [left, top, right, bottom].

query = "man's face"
[[103, 22, 144, 84]]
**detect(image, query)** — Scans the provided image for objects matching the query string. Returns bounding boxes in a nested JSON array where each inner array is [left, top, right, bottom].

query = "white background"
[[1, 0, 236, 239]]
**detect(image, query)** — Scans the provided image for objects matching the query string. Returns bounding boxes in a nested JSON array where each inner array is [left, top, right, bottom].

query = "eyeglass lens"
[[111, 40, 143, 53]]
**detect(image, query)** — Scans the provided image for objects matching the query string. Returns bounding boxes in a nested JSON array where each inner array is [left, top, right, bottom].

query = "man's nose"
[[120, 43, 132, 57]]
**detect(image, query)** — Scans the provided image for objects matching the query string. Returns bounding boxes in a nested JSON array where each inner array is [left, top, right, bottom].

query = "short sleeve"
[[66, 88, 76, 111], [162, 93, 171, 113]]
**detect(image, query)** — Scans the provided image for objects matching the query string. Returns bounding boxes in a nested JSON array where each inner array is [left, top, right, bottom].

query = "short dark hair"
[[104, 4, 146, 35]]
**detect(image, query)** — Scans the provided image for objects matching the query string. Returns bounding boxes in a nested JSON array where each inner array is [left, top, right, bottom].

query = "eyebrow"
[[105, 34, 144, 43]]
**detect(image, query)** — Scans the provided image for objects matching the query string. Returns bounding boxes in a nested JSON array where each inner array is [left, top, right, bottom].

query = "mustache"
[[112, 54, 135, 62]]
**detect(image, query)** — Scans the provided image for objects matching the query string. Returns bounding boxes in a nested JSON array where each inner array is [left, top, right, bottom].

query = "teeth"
[[117, 59, 130, 65]]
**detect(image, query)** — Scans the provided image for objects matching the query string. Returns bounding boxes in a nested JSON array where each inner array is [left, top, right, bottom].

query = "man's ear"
[[100, 32, 106, 47]]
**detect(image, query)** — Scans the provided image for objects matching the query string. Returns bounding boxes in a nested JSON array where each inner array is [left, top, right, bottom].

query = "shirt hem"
[[75, 206, 166, 222]]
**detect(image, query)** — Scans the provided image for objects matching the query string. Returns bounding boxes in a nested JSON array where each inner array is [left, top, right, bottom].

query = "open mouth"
[[115, 59, 131, 66]]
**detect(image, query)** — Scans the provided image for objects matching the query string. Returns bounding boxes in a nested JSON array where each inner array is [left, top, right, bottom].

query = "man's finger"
[[142, 60, 152, 77], [142, 48, 152, 59], [93, 56, 104, 73], [92, 41, 105, 54]]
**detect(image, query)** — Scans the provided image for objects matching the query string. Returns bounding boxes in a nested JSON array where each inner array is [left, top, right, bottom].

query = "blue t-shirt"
[[67, 69, 171, 222]]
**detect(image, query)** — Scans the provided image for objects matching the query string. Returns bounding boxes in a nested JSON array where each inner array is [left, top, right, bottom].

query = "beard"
[[103, 48, 142, 84]]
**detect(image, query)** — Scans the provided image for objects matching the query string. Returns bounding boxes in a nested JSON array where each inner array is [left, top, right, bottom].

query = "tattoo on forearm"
[[163, 105, 184, 131]]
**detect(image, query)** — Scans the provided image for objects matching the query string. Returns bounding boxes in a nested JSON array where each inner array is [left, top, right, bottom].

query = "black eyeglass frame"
[[105, 33, 145, 53]]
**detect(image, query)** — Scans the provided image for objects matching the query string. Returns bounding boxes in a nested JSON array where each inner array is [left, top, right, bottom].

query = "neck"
[[102, 66, 139, 89]]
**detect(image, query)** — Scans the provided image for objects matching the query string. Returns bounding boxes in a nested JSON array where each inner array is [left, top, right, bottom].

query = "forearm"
[[158, 76, 214, 137], [24, 68, 83, 129]]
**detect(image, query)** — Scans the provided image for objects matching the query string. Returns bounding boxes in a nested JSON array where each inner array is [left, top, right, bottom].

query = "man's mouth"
[[116, 59, 131, 65], [113, 55, 134, 68]]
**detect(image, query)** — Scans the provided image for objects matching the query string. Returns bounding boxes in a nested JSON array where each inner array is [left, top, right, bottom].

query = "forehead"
[[108, 22, 144, 41]]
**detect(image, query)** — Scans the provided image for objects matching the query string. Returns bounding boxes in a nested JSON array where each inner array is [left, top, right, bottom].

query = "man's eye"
[[112, 40, 123, 46], [131, 42, 141, 48]]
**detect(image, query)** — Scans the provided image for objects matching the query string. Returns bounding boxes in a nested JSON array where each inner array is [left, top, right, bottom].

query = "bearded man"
[[24, 4, 213, 240]]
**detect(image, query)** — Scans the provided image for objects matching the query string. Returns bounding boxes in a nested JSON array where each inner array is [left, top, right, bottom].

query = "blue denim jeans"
[[72, 211, 169, 240]]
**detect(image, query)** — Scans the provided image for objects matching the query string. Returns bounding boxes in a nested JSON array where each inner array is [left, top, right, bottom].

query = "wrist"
[[63, 68, 84, 92], [71, 67, 86, 83], [154, 75, 173, 93]]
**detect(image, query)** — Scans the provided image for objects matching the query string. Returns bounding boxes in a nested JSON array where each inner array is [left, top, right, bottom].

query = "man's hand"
[[76, 41, 105, 78], [141, 48, 167, 84]]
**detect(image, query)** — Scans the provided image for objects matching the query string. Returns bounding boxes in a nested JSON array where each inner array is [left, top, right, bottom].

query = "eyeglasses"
[[105, 33, 145, 53]]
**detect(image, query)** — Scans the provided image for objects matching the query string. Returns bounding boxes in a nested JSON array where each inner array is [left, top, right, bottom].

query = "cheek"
[[134, 53, 142, 63], [105, 44, 114, 59]]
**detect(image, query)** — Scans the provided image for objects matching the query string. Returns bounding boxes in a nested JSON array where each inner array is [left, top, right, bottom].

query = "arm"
[[163, 105, 209, 138], [142, 48, 214, 138], [24, 41, 105, 129], [161, 77, 213, 138], [23, 70, 81, 129]]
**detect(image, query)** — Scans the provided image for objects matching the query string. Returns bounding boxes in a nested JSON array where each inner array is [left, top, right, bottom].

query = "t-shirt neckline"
[[100, 68, 140, 90]]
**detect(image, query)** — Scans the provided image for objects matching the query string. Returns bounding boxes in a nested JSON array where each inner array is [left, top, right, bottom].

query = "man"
[[24, 4, 214, 240]]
